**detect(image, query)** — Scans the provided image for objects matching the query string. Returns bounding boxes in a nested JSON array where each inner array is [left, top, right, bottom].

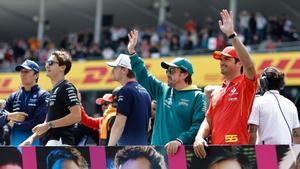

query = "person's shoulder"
[[62, 80, 77, 89]]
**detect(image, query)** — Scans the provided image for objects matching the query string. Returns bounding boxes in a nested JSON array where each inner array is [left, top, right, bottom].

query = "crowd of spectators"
[[0, 10, 298, 72]]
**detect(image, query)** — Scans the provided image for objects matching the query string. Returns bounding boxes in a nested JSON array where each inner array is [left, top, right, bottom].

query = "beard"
[[167, 77, 175, 87]]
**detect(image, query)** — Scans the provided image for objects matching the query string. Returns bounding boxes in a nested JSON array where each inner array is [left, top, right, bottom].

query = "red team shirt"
[[207, 75, 258, 144]]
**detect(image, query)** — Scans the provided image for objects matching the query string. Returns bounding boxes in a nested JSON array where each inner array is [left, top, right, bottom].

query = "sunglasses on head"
[[46, 60, 60, 66]]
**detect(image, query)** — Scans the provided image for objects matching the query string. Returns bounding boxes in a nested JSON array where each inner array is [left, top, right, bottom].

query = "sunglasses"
[[102, 101, 111, 106], [46, 60, 60, 66], [166, 67, 180, 75]]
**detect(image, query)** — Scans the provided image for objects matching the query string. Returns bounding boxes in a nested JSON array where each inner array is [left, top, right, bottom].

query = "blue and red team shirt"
[[116, 81, 151, 145]]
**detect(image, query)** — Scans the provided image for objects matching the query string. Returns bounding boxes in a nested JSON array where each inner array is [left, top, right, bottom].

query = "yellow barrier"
[[0, 51, 299, 98]]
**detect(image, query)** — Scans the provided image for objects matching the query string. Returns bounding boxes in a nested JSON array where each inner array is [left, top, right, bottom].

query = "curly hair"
[[114, 146, 167, 169], [46, 147, 88, 169]]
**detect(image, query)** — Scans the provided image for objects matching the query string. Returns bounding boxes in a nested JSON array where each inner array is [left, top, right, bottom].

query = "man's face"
[[151, 100, 156, 119], [0, 164, 22, 169], [112, 66, 123, 82], [101, 101, 111, 112], [219, 56, 240, 76], [19, 69, 37, 86], [118, 157, 151, 169], [45, 55, 61, 79], [209, 159, 242, 169], [52, 159, 80, 169], [166, 67, 186, 87]]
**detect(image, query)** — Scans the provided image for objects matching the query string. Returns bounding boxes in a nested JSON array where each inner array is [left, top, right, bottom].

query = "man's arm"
[[32, 105, 81, 136], [219, 9, 256, 80], [19, 133, 38, 146], [19, 92, 49, 130], [80, 106, 102, 129], [248, 124, 258, 144], [193, 117, 212, 158], [293, 127, 300, 144], [177, 94, 207, 144], [128, 30, 165, 99], [0, 111, 28, 126], [107, 113, 127, 146]]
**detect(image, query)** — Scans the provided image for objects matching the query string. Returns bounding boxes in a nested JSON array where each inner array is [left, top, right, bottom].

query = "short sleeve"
[[116, 88, 132, 117], [62, 83, 80, 108], [248, 99, 260, 125]]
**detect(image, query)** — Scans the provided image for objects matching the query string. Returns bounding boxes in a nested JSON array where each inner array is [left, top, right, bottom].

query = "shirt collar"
[[222, 75, 243, 87]]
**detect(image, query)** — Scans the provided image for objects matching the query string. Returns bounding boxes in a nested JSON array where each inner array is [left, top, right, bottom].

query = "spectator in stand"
[[193, 9, 258, 158]]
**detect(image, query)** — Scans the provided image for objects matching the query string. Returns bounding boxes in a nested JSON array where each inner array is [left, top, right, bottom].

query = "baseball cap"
[[95, 93, 113, 105], [107, 54, 132, 70], [161, 57, 194, 75], [213, 46, 239, 60], [15, 59, 40, 73]]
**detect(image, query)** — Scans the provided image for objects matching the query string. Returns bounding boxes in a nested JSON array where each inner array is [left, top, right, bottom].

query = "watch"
[[228, 32, 237, 39], [47, 121, 54, 129]]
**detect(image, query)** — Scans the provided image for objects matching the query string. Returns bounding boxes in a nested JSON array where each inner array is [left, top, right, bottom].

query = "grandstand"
[[0, 0, 299, 116]]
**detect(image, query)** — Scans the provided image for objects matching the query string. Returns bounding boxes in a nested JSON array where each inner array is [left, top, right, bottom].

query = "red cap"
[[213, 46, 239, 60], [95, 93, 113, 105]]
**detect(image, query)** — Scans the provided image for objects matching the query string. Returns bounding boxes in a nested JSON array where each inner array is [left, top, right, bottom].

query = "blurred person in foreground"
[[193, 9, 258, 158]]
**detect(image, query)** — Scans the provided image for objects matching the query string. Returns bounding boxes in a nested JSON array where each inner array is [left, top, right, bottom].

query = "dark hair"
[[259, 66, 284, 92], [0, 147, 22, 167], [234, 58, 243, 74], [46, 147, 88, 169], [126, 69, 136, 78], [207, 147, 251, 169], [112, 86, 122, 108], [52, 50, 72, 75], [180, 69, 192, 85], [34, 71, 39, 83], [114, 147, 167, 169]]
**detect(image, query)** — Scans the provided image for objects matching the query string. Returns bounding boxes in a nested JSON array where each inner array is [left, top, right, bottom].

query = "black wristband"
[[228, 32, 237, 39], [176, 138, 183, 144]]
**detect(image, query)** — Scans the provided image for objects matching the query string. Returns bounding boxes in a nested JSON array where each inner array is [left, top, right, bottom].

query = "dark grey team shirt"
[[45, 80, 80, 145]]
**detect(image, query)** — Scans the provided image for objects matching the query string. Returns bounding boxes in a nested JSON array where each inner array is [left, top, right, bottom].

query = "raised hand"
[[218, 9, 235, 37], [127, 29, 139, 55]]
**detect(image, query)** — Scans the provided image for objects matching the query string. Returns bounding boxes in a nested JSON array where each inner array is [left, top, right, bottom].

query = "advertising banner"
[[0, 145, 299, 169], [0, 51, 299, 98]]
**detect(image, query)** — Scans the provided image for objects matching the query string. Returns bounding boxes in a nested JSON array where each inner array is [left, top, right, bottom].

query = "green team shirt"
[[130, 54, 207, 145]]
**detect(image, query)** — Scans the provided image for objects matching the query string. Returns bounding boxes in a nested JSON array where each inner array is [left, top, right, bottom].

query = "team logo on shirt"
[[228, 87, 238, 101], [118, 95, 124, 102], [229, 87, 238, 96], [178, 99, 189, 107]]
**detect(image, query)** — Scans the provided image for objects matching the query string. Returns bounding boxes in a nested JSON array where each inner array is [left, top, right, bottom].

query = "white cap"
[[106, 54, 132, 70]]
